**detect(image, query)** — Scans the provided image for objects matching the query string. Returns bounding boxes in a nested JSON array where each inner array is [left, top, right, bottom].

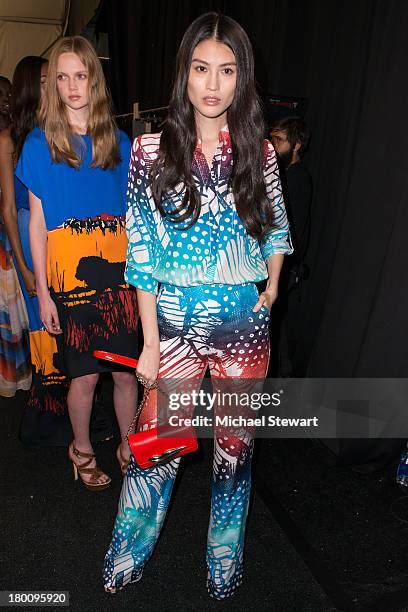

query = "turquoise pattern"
[[104, 127, 291, 598], [125, 128, 292, 294], [103, 282, 269, 598]]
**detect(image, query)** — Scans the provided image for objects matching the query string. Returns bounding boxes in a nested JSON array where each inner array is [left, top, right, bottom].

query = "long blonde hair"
[[39, 36, 120, 169]]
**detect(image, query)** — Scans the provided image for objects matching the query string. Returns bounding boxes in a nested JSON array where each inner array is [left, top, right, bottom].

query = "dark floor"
[[1, 391, 408, 612]]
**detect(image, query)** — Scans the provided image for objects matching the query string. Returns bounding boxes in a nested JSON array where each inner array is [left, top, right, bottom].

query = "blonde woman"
[[16, 36, 139, 490]]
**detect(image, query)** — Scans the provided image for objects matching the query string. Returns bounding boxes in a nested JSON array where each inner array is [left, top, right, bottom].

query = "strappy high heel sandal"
[[116, 444, 130, 476], [68, 441, 111, 491]]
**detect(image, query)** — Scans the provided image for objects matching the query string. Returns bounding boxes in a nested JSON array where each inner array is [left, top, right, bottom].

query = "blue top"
[[14, 176, 29, 211], [15, 127, 131, 230], [125, 130, 293, 294]]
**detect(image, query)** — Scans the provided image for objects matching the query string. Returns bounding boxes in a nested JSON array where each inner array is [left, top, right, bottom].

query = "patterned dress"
[[103, 128, 292, 598], [11, 175, 71, 444], [15, 128, 138, 383], [0, 216, 31, 397]]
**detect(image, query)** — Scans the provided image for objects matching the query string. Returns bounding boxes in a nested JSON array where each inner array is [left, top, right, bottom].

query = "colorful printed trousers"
[[103, 283, 270, 599]]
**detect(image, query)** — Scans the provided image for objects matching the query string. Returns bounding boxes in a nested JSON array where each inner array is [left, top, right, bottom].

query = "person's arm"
[[253, 253, 284, 312], [286, 164, 312, 261], [28, 191, 61, 334], [254, 140, 293, 312], [125, 135, 161, 384], [0, 130, 36, 294], [135, 289, 160, 385]]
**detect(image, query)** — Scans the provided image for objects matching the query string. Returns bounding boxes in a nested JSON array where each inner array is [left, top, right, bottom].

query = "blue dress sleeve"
[[125, 135, 159, 295], [15, 129, 45, 201], [259, 140, 293, 259]]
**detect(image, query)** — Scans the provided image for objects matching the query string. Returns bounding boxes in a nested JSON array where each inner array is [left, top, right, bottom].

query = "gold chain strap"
[[125, 375, 158, 440]]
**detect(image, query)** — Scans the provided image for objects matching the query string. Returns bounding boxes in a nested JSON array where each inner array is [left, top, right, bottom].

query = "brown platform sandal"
[[68, 441, 111, 491], [116, 444, 130, 476]]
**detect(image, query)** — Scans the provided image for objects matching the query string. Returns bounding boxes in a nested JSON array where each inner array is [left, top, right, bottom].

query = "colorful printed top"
[[125, 128, 292, 294]]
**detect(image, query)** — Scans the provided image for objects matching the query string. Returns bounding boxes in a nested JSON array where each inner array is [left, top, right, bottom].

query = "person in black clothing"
[[270, 116, 312, 376]]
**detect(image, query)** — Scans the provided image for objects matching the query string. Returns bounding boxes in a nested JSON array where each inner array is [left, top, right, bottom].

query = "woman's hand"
[[136, 342, 160, 386], [21, 267, 36, 297], [38, 292, 62, 335], [252, 284, 278, 313]]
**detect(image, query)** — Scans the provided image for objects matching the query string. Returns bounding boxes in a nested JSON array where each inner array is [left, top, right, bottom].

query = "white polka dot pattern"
[[125, 129, 292, 294]]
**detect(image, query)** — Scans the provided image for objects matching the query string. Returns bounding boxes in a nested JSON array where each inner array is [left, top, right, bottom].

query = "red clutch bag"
[[128, 420, 198, 469], [93, 350, 198, 469]]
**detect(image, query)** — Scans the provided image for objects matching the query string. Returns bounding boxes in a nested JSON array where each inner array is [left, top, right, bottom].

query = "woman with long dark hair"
[[1, 57, 47, 301], [103, 12, 292, 598]]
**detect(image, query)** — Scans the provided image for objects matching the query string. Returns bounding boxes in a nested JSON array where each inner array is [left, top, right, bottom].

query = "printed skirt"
[[47, 214, 138, 378]]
